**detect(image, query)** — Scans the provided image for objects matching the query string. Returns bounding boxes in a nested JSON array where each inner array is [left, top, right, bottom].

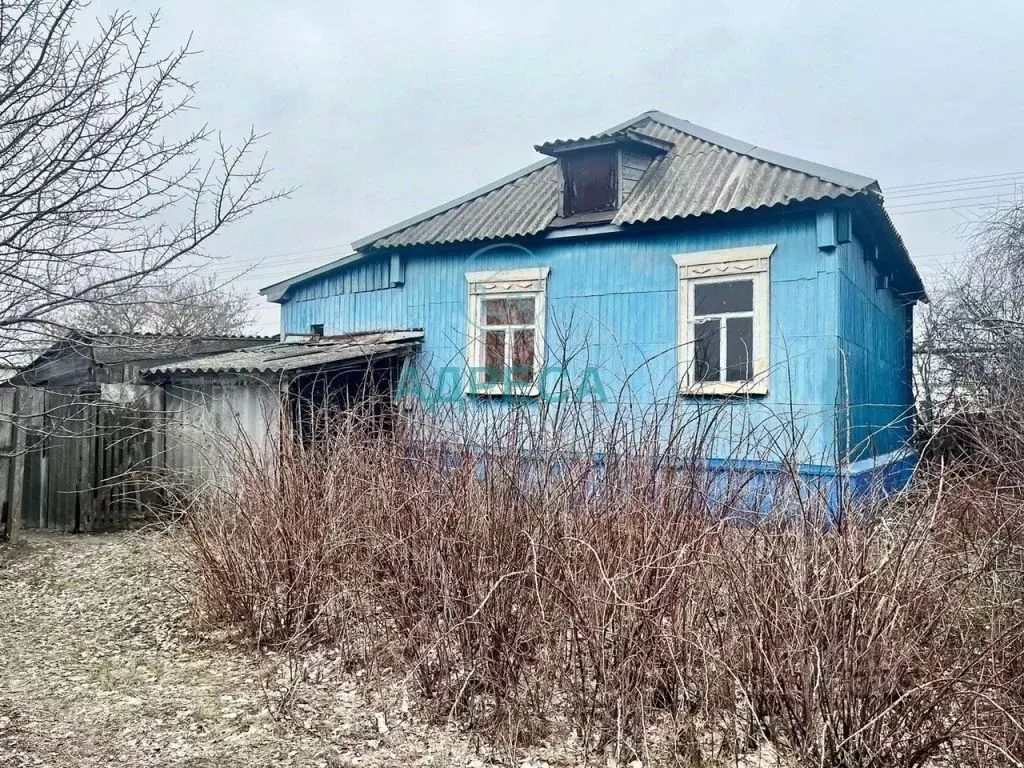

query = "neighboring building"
[[261, 110, 926, 489], [144, 330, 422, 485], [0, 331, 423, 535], [0, 333, 272, 533]]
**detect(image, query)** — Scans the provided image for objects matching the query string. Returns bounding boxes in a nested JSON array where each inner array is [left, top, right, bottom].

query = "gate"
[[17, 389, 159, 532]]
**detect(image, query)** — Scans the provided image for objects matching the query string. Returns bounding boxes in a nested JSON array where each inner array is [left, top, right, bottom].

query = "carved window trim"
[[465, 267, 549, 396], [673, 245, 774, 396]]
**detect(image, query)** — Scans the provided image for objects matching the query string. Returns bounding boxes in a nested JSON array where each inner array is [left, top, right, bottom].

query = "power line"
[[887, 171, 1024, 192], [190, 243, 354, 276], [240, 241, 352, 261], [887, 179, 1024, 201], [892, 204, 1011, 217], [225, 252, 351, 276], [889, 192, 1020, 211], [195, 248, 353, 277]]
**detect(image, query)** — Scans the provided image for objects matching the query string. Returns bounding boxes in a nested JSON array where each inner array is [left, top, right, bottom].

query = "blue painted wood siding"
[[278, 210, 913, 465], [283, 255, 405, 331], [836, 235, 915, 459]]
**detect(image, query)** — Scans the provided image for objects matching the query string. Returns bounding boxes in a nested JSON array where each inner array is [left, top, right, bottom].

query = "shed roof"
[[145, 330, 423, 376], [8, 333, 275, 387]]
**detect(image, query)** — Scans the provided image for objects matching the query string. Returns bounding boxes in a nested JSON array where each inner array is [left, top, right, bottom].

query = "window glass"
[[677, 247, 771, 392], [725, 317, 753, 382], [469, 271, 546, 393], [693, 319, 720, 382], [483, 296, 535, 325], [484, 330, 505, 385], [694, 280, 753, 316], [512, 329, 535, 381]]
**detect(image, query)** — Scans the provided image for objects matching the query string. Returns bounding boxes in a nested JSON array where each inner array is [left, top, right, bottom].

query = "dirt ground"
[[0, 530, 493, 768]]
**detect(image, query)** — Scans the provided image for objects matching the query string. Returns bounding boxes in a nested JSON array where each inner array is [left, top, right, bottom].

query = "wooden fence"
[[3, 386, 162, 533]]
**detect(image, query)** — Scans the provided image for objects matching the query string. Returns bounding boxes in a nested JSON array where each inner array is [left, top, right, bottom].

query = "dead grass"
[[0, 530, 800, 768], [0, 530, 487, 768]]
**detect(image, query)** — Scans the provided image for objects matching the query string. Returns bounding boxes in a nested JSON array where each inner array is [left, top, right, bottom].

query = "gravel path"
[[0, 531, 480, 768]]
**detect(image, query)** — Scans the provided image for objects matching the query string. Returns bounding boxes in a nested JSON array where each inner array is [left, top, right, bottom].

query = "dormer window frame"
[[537, 129, 673, 223]]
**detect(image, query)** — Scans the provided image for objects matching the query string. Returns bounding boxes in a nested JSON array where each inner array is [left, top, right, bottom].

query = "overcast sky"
[[94, 0, 1024, 332]]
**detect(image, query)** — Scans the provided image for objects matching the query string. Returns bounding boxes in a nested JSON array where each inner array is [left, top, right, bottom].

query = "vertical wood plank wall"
[[279, 211, 862, 464]]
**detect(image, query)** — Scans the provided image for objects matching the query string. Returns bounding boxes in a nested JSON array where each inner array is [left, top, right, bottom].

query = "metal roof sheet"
[[145, 330, 423, 375], [354, 111, 878, 251], [266, 110, 922, 300]]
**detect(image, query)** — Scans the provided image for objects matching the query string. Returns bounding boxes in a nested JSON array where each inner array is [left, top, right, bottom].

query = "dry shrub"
[[707, 501, 1020, 767], [182, 398, 1024, 766], [184, 435, 368, 647]]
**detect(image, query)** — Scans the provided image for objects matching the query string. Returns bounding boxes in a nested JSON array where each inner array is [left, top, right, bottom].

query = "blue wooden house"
[[262, 110, 925, 489]]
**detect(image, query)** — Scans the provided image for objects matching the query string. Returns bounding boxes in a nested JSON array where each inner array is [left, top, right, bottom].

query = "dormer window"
[[536, 127, 673, 224], [560, 148, 618, 217]]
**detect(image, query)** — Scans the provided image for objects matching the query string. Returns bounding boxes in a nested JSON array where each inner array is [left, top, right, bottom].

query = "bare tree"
[[916, 198, 1024, 410], [0, 0, 284, 366], [68, 273, 256, 336]]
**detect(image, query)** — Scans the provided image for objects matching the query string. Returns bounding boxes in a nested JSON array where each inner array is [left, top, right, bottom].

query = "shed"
[[0, 333, 272, 534], [142, 330, 423, 488], [0, 330, 423, 535]]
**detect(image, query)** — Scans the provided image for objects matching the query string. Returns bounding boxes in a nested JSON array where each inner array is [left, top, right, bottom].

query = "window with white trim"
[[466, 267, 549, 395], [674, 245, 774, 395]]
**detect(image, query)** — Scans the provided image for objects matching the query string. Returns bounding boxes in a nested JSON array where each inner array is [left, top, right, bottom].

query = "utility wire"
[[889, 192, 1020, 211], [887, 171, 1024, 192], [887, 180, 1024, 200]]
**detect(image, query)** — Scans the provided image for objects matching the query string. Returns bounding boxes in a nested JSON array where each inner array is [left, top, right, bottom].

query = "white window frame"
[[673, 245, 774, 396], [465, 267, 549, 396]]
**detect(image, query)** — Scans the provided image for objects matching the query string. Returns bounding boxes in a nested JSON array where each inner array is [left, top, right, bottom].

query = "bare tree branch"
[[916, 194, 1024, 414], [0, 0, 287, 365], [67, 272, 257, 336]]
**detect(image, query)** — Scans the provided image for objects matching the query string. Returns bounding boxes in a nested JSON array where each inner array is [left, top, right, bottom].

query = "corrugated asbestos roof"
[[354, 110, 879, 251], [145, 330, 423, 375], [8, 334, 276, 386], [534, 126, 675, 156], [614, 120, 866, 225], [265, 109, 922, 301], [366, 161, 559, 249], [87, 334, 275, 365]]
